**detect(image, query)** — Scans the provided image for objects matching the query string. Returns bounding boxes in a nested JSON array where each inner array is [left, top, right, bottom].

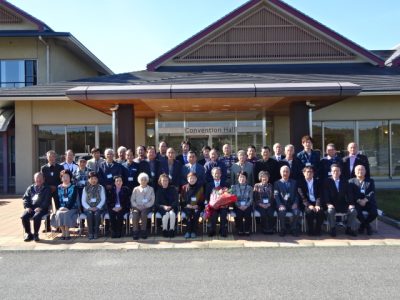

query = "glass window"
[[323, 121, 355, 157], [312, 122, 323, 153], [358, 121, 389, 177], [0, 135, 3, 192], [38, 126, 65, 166], [145, 118, 155, 147], [98, 125, 112, 152], [66, 125, 95, 154], [0, 60, 36, 88], [391, 121, 400, 178]]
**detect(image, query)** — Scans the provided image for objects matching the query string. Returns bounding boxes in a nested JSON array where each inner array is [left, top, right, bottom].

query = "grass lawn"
[[376, 189, 400, 220]]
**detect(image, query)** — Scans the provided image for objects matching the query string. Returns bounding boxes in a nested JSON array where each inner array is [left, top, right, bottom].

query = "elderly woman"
[[253, 171, 275, 234], [156, 174, 179, 238], [180, 172, 205, 239], [130, 172, 155, 240], [51, 170, 78, 240], [81, 171, 106, 240], [106, 175, 131, 238], [231, 171, 253, 236]]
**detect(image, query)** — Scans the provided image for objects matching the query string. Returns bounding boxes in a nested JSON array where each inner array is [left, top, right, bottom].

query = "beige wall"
[[273, 115, 290, 145], [314, 95, 400, 121], [135, 118, 146, 147], [0, 38, 38, 59]]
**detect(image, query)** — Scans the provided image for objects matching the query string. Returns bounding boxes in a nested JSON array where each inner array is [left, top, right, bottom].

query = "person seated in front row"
[[106, 175, 131, 238], [253, 171, 275, 234], [181, 172, 205, 239], [51, 170, 78, 240], [274, 165, 300, 237], [21, 172, 51, 242], [231, 171, 253, 236], [323, 164, 357, 237], [81, 172, 106, 240], [349, 165, 378, 236], [155, 174, 179, 238], [297, 166, 324, 236], [130, 172, 155, 240], [205, 167, 228, 237]]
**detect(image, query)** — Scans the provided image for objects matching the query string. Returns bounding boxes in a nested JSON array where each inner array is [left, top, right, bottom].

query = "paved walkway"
[[1, 198, 399, 251]]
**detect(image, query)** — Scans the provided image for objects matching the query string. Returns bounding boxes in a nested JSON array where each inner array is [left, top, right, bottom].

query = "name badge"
[[32, 194, 39, 201], [262, 198, 269, 204], [107, 174, 112, 179], [204, 200, 208, 205], [115, 204, 121, 208], [284, 194, 290, 201], [50, 172, 54, 177], [63, 197, 69, 203], [128, 177, 134, 182], [142, 198, 148, 204], [90, 198, 97, 203], [79, 180, 85, 186], [191, 197, 197, 204], [360, 189, 365, 194], [240, 201, 246, 206], [151, 172, 155, 177], [328, 172, 332, 176], [168, 175, 172, 180], [309, 195, 316, 202], [306, 163, 311, 167]]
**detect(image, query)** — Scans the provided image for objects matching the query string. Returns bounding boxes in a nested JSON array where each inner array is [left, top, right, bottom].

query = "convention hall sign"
[[185, 126, 236, 135]]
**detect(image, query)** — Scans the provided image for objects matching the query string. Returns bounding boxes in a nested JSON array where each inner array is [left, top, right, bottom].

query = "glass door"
[[188, 136, 210, 157]]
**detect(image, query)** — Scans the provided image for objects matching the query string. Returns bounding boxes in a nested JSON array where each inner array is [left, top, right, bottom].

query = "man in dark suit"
[[254, 146, 279, 185], [297, 166, 324, 236], [323, 164, 357, 237], [348, 164, 378, 235], [165, 147, 183, 189], [181, 151, 205, 186], [274, 165, 300, 236], [198, 146, 211, 166], [297, 135, 320, 178], [21, 172, 51, 242], [342, 142, 370, 180], [272, 143, 285, 162], [205, 167, 228, 237], [98, 148, 125, 192], [279, 144, 304, 181], [146, 146, 162, 191], [204, 149, 227, 184], [123, 149, 148, 191], [319, 143, 343, 183], [176, 140, 191, 166], [156, 140, 168, 163]]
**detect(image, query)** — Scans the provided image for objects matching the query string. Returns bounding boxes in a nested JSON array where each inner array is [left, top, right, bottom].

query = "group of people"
[[21, 136, 378, 242]]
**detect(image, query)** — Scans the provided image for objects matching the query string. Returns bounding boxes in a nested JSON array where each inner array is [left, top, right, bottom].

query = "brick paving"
[[1, 198, 399, 251]]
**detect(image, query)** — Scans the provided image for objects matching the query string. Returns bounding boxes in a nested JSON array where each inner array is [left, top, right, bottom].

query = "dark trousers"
[[356, 203, 378, 228], [183, 207, 201, 234], [256, 205, 275, 232], [305, 208, 325, 234], [210, 207, 228, 235], [234, 206, 252, 233], [85, 210, 102, 235], [109, 209, 125, 236], [21, 209, 48, 235], [278, 207, 300, 232]]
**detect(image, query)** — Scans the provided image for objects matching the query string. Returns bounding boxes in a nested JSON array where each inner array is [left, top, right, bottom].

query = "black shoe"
[[169, 230, 175, 238], [24, 233, 33, 242], [366, 225, 373, 236], [220, 232, 227, 238], [162, 230, 168, 238], [358, 227, 365, 234], [65, 236, 71, 241], [208, 231, 215, 237], [141, 231, 148, 239], [279, 230, 286, 237], [346, 228, 357, 237], [133, 231, 139, 240], [291, 230, 299, 237], [244, 232, 251, 236], [330, 228, 337, 237], [33, 234, 40, 242], [60, 236, 66, 240]]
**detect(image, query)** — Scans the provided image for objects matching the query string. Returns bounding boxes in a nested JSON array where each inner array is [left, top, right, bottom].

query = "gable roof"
[[147, 0, 384, 71], [0, 0, 52, 31], [386, 44, 400, 67]]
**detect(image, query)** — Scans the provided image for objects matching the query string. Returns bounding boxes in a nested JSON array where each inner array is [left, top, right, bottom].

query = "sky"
[[8, 0, 400, 74]]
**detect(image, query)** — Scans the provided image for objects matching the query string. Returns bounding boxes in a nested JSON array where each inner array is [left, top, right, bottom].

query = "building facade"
[[1, 0, 400, 194]]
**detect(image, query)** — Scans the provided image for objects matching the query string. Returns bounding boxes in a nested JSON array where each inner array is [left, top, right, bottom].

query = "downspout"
[[38, 36, 50, 84]]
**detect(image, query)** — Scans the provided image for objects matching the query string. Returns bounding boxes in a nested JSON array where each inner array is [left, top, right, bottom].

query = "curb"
[[379, 215, 400, 229]]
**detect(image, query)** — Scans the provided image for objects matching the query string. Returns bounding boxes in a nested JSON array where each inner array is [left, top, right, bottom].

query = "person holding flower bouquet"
[[181, 172, 205, 238], [231, 171, 253, 236], [205, 167, 229, 237]]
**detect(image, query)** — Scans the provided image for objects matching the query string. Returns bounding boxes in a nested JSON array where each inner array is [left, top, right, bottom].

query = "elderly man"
[[204, 148, 227, 184], [319, 143, 343, 182], [61, 149, 78, 173], [349, 165, 378, 235], [342, 142, 370, 180], [116, 146, 127, 164], [181, 151, 205, 186], [253, 146, 280, 185], [231, 150, 254, 186], [219, 143, 237, 186], [21, 172, 51, 241], [274, 165, 300, 237], [98, 148, 124, 191], [280, 144, 304, 181], [323, 164, 357, 237], [272, 143, 285, 162], [87, 147, 104, 173]]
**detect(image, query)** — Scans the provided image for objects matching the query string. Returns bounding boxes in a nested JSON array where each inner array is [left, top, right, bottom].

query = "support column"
[[116, 104, 135, 150], [2, 132, 8, 194], [289, 102, 309, 152]]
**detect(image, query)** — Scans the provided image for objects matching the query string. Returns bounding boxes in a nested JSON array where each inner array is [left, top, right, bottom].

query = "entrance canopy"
[[66, 82, 361, 117]]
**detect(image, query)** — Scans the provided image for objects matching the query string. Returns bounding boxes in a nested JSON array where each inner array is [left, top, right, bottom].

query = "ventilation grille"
[[0, 7, 23, 24]]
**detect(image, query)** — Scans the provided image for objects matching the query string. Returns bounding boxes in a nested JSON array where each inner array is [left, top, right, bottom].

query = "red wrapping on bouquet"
[[204, 188, 237, 219]]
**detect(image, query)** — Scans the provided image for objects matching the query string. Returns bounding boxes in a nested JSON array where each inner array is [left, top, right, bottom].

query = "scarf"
[[85, 184, 101, 207]]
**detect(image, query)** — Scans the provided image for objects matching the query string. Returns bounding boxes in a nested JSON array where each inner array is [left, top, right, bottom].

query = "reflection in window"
[[38, 126, 65, 166], [359, 121, 389, 177], [67, 126, 95, 154], [98, 125, 112, 152], [312, 122, 322, 153], [391, 121, 400, 177], [324, 121, 355, 157]]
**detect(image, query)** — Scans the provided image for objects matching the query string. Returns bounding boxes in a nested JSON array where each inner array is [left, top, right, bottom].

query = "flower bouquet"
[[204, 187, 237, 219]]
